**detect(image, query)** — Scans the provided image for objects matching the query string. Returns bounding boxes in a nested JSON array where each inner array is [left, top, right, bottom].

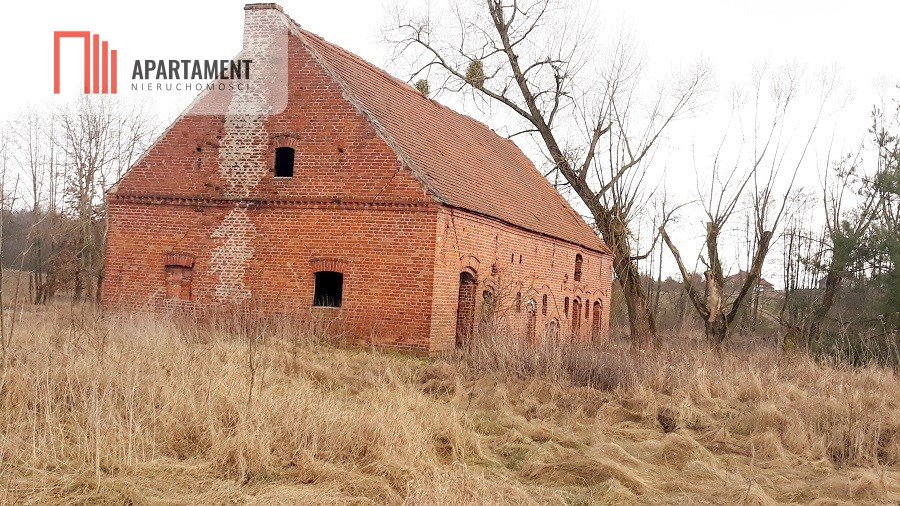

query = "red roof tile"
[[294, 27, 607, 253]]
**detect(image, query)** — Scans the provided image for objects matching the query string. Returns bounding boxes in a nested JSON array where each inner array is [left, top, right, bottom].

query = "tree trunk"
[[597, 212, 657, 348], [73, 266, 83, 302], [706, 314, 728, 346], [804, 237, 852, 343]]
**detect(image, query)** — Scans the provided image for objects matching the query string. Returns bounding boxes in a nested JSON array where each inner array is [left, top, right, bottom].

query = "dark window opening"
[[574, 253, 583, 281], [510, 253, 515, 263], [585, 300, 590, 319], [541, 294, 548, 315], [515, 292, 522, 312], [564, 297, 569, 316], [313, 271, 343, 307], [274, 146, 295, 177]]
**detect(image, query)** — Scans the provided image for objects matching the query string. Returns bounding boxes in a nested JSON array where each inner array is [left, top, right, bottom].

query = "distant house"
[[656, 272, 774, 296], [725, 270, 775, 293]]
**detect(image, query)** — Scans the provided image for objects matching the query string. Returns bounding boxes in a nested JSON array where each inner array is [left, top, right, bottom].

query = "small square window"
[[313, 271, 343, 307]]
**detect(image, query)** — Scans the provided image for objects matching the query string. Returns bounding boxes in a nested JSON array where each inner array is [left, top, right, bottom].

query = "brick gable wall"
[[103, 13, 441, 352]]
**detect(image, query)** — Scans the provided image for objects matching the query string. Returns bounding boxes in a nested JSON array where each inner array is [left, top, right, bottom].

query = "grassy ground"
[[0, 306, 898, 504]]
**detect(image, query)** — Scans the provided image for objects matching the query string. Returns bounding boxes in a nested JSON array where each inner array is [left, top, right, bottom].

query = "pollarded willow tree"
[[660, 69, 836, 345], [386, 0, 710, 347]]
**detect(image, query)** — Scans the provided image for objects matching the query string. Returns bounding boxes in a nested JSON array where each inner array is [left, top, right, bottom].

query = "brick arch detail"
[[270, 134, 300, 150], [573, 286, 599, 298], [458, 254, 481, 277], [310, 258, 345, 273], [164, 252, 195, 268]]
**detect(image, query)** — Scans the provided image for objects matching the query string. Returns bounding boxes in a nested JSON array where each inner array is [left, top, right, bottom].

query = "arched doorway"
[[455, 271, 477, 348], [571, 298, 582, 339], [592, 300, 602, 342]]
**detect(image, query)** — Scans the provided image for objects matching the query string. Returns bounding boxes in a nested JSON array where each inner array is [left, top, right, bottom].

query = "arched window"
[[564, 297, 569, 316], [571, 298, 582, 338], [525, 299, 536, 342], [313, 271, 343, 307], [574, 253, 583, 281], [541, 294, 548, 315], [591, 300, 603, 342], [515, 292, 522, 312], [274, 146, 295, 177], [547, 319, 559, 342], [481, 290, 496, 315]]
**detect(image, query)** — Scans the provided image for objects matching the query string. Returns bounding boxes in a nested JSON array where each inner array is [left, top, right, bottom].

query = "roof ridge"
[[296, 27, 542, 148]]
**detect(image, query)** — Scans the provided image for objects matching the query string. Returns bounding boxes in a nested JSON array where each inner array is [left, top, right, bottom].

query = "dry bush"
[[0, 306, 898, 504]]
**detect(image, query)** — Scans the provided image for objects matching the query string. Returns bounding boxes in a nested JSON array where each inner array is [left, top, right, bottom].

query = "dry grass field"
[[0, 306, 898, 505]]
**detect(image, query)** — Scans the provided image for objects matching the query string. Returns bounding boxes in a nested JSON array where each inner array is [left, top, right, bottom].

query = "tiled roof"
[[295, 27, 608, 253]]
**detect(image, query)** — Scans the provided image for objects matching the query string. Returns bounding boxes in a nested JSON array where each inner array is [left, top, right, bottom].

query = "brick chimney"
[[242, 3, 290, 46], [231, 3, 289, 115]]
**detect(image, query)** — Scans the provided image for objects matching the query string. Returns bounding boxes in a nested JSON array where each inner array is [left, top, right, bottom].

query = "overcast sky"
[[1, 0, 898, 283]]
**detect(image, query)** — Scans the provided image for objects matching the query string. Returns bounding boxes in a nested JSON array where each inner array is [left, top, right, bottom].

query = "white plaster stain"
[[210, 8, 289, 301]]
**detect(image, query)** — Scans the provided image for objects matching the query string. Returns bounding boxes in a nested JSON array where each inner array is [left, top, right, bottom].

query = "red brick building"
[[102, 3, 613, 353]]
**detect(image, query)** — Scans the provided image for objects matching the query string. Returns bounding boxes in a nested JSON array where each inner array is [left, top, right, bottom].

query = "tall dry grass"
[[0, 305, 898, 504]]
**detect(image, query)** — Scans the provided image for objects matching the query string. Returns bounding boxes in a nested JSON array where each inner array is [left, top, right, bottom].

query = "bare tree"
[[55, 97, 155, 302], [660, 69, 832, 345], [8, 109, 65, 304], [387, 0, 710, 347], [0, 127, 21, 395]]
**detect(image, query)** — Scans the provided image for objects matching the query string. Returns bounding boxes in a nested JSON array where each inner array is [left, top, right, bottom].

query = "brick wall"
[[104, 201, 439, 352], [430, 207, 613, 353]]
